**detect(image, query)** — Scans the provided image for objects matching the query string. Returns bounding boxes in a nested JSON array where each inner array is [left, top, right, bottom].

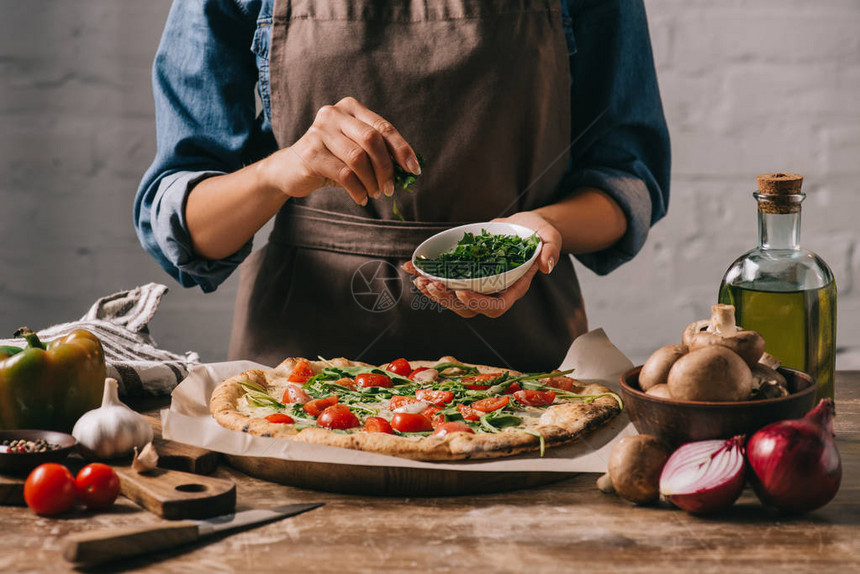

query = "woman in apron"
[[135, 0, 670, 371]]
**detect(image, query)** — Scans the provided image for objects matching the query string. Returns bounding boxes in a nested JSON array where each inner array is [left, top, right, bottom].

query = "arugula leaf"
[[391, 153, 425, 222], [244, 390, 285, 409], [432, 362, 481, 377], [522, 429, 546, 457], [415, 229, 540, 279]]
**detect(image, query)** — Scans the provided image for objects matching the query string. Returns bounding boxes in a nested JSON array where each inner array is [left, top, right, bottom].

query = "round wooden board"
[[224, 454, 577, 497]]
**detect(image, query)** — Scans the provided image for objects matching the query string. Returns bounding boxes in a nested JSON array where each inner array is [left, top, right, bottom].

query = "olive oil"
[[719, 282, 836, 400], [718, 173, 837, 400]]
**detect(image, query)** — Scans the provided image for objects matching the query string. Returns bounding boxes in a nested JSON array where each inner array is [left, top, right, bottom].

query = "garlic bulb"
[[72, 378, 153, 460], [132, 442, 159, 474]]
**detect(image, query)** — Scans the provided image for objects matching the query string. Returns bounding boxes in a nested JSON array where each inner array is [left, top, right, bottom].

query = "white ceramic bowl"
[[411, 222, 542, 295]]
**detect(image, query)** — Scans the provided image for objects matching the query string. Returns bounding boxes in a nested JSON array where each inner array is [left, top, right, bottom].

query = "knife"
[[62, 503, 323, 565]]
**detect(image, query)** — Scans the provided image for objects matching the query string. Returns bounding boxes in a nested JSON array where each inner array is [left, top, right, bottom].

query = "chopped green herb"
[[415, 229, 540, 279], [391, 153, 425, 222]]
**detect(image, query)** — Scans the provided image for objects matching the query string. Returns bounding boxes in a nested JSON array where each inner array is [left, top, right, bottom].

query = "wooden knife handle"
[[62, 522, 200, 565]]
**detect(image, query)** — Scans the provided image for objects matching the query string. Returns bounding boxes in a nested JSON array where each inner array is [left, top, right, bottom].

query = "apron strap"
[[270, 204, 464, 259]]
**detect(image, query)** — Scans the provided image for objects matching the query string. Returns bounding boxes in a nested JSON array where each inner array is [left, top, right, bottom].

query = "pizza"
[[209, 356, 622, 461]]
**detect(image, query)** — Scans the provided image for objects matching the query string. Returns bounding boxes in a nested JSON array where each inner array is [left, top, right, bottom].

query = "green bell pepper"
[[0, 327, 106, 432]]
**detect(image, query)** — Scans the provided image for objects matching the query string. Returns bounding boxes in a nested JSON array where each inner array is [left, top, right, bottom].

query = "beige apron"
[[229, 0, 587, 371]]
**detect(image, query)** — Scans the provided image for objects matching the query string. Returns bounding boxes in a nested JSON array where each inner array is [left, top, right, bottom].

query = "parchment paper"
[[162, 329, 637, 473]]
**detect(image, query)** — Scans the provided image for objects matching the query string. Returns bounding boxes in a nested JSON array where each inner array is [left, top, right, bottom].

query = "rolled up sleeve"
[[563, 0, 671, 275], [134, 0, 265, 293]]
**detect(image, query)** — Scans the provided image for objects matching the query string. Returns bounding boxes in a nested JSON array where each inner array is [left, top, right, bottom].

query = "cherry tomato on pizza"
[[457, 404, 480, 421], [75, 463, 121, 510], [364, 416, 394, 434], [407, 367, 430, 380], [24, 463, 77, 516], [433, 422, 475, 436], [544, 375, 576, 391], [288, 359, 315, 383], [334, 377, 356, 390], [303, 396, 339, 416], [390, 412, 433, 433], [471, 396, 509, 413], [317, 405, 361, 429], [282, 383, 312, 404], [513, 390, 556, 406], [390, 395, 420, 410], [356, 373, 393, 388], [386, 358, 412, 377], [265, 413, 294, 424], [503, 383, 522, 395], [415, 389, 454, 406], [422, 405, 445, 428]]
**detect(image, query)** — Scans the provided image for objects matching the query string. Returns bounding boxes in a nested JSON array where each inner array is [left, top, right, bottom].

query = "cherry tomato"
[[282, 383, 312, 404], [462, 373, 502, 391], [356, 373, 393, 388], [364, 416, 394, 434], [334, 377, 356, 390], [303, 396, 339, 417], [386, 358, 412, 377], [433, 422, 476, 437], [24, 463, 77, 516], [422, 406, 446, 428], [503, 383, 522, 395], [390, 395, 420, 410], [513, 390, 556, 406], [544, 375, 576, 391], [75, 463, 121, 511], [288, 359, 315, 383], [471, 396, 510, 413], [265, 413, 295, 424], [457, 404, 480, 421], [415, 389, 454, 406], [391, 412, 433, 433], [407, 367, 430, 381], [317, 405, 360, 429]]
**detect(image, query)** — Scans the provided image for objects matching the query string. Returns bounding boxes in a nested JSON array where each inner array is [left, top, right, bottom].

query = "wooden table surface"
[[3, 373, 859, 573]]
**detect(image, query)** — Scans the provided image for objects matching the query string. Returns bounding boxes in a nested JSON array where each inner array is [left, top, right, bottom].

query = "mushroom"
[[758, 352, 781, 370], [667, 346, 753, 402], [639, 345, 688, 391], [645, 384, 673, 399], [596, 435, 671, 505], [749, 363, 789, 400], [685, 304, 765, 367]]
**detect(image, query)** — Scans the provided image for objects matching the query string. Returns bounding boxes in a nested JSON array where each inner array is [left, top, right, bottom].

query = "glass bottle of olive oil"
[[718, 173, 836, 399]]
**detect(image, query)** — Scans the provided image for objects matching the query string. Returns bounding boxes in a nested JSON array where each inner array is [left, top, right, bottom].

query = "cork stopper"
[[756, 173, 804, 214]]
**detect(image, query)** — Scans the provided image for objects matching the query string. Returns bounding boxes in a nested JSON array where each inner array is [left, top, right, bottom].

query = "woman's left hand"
[[401, 211, 562, 318]]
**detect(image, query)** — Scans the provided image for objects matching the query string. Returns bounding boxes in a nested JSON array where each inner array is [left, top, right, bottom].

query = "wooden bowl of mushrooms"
[[620, 304, 817, 447]]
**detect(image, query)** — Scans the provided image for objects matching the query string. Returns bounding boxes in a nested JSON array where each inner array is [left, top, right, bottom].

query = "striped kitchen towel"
[[0, 283, 200, 397]]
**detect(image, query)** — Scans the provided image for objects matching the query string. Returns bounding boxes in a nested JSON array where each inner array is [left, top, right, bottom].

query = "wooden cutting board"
[[141, 414, 221, 475]]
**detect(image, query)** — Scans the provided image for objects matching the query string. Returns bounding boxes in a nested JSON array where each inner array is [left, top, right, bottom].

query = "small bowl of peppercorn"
[[0, 430, 76, 475]]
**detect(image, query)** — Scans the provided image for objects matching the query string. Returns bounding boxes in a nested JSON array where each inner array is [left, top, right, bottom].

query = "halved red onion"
[[659, 436, 746, 514]]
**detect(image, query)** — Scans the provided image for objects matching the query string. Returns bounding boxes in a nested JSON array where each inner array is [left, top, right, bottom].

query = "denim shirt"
[[135, 0, 671, 293]]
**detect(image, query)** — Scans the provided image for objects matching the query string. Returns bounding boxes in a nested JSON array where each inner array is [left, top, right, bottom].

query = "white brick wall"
[[580, 0, 860, 366], [0, 1, 858, 369]]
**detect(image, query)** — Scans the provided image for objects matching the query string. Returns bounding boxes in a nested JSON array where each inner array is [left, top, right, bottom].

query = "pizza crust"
[[209, 357, 621, 461]]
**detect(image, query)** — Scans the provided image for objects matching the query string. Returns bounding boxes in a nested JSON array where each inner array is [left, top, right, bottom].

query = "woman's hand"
[[263, 97, 421, 206], [403, 212, 562, 318]]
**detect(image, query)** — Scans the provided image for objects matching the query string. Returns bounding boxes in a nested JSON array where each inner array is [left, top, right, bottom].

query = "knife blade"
[[62, 503, 323, 565]]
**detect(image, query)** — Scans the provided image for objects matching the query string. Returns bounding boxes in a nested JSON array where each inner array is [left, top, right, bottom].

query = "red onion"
[[659, 436, 746, 514], [747, 399, 842, 513]]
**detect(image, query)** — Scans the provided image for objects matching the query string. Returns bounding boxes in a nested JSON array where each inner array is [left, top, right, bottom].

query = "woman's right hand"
[[263, 97, 422, 206]]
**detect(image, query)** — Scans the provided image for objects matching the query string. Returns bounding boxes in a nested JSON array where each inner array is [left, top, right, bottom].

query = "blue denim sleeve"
[[134, 0, 262, 293], [562, 0, 671, 275]]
